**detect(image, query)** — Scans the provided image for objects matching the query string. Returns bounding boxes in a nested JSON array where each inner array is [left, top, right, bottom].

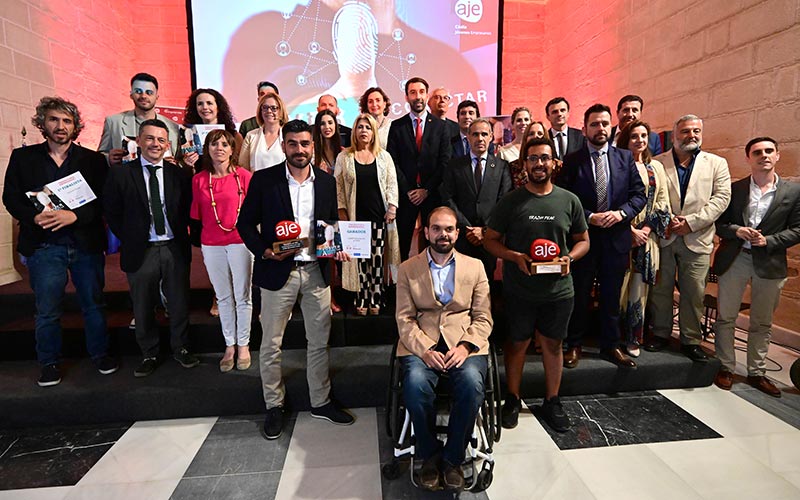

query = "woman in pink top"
[[190, 129, 254, 372]]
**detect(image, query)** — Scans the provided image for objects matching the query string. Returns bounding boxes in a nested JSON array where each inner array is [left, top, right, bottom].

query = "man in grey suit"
[[440, 118, 512, 280], [712, 137, 800, 397], [98, 73, 180, 163]]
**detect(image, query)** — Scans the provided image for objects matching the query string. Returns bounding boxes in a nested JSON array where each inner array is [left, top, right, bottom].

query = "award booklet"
[[179, 124, 225, 155], [315, 220, 343, 258], [121, 135, 139, 164], [26, 172, 97, 212], [315, 220, 372, 258]]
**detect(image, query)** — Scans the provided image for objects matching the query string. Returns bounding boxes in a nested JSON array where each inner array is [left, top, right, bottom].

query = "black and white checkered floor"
[[2, 378, 799, 500]]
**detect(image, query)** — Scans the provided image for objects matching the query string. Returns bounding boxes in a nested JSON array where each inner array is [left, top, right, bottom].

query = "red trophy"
[[273, 220, 309, 253], [528, 238, 567, 274]]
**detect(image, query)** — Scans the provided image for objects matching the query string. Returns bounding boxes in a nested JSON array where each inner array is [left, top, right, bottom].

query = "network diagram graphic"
[[274, 1, 417, 93]]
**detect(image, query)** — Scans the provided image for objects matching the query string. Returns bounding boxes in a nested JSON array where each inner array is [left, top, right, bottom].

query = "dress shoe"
[[644, 336, 670, 352], [714, 370, 734, 390], [600, 347, 636, 368], [680, 344, 709, 362], [747, 376, 781, 398], [415, 455, 440, 491], [563, 346, 581, 369], [442, 462, 464, 491]]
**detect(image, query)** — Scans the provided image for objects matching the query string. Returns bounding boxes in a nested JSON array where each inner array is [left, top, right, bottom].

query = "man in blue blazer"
[[610, 95, 662, 155], [237, 119, 354, 440], [556, 104, 646, 368], [387, 77, 452, 259]]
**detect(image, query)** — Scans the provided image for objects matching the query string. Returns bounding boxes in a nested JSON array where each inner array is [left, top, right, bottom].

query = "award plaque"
[[273, 220, 309, 253], [529, 238, 568, 275]]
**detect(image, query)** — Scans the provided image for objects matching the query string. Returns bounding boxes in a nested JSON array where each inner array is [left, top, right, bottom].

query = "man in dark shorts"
[[484, 137, 590, 432]]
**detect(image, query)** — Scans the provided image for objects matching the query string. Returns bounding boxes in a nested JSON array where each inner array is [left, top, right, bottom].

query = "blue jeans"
[[27, 244, 108, 366], [401, 354, 487, 467]]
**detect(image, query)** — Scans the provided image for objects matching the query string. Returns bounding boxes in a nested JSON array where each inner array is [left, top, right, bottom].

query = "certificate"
[[45, 172, 97, 210], [339, 221, 372, 259]]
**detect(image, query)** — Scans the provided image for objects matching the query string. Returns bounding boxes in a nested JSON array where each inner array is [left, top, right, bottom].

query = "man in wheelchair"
[[395, 206, 493, 491]]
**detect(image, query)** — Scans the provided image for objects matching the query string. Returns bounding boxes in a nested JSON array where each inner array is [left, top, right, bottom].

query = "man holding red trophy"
[[484, 136, 589, 432]]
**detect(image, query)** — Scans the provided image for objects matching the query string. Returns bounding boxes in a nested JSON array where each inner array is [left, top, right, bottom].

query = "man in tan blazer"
[[395, 206, 493, 492], [646, 115, 731, 361], [97, 73, 180, 163]]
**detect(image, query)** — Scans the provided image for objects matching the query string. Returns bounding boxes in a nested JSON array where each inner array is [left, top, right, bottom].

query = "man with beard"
[[484, 137, 589, 431], [387, 77, 451, 259], [4, 97, 116, 386], [104, 119, 197, 378], [395, 206, 493, 491], [556, 104, 646, 369], [610, 95, 662, 155], [98, 73, 180, 163], [427, 87, 459, 141], [237, 119, 354, 440], [646, 115, 731, 361]]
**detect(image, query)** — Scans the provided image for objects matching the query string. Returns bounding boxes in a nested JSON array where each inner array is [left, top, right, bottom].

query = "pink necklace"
[[208, 168, 243, 232]]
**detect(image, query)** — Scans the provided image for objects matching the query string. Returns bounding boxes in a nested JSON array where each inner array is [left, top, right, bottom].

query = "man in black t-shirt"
[[484, 137, 589, 432]]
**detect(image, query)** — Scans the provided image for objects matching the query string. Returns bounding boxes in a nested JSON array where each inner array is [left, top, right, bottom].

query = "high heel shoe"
[[369, 306, 380, 316], [355, 306, 368, 316]]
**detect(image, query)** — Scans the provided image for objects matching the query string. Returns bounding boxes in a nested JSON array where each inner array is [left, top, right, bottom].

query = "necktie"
[[463, 137, 469, 156], [593, 151, 609, 212], [557, 132, 566, 160], [474, 157, 483, 193], [415, 117, 423, 151], [145, 164, 166, 235]]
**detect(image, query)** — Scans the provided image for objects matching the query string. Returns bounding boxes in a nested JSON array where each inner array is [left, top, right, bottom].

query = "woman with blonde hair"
[[238, 91, 288, 171], [334, 114, 400, 315]]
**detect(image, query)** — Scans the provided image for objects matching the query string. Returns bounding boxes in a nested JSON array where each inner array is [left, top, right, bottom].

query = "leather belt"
[[147, 240, 172, 247]]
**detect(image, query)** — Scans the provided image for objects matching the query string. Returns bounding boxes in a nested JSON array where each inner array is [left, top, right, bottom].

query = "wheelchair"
[[381, 341, 502, 492]]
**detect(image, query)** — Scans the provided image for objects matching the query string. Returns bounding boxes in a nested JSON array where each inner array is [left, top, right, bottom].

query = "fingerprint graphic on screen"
[[332, 1, 378, 74]]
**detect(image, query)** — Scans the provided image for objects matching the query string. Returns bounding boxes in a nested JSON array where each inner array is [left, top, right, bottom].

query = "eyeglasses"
[[132, 88, 155, 96], [526, 154, 553, 164], [261, 105, 280, 113], [431, 95, 451, 101]]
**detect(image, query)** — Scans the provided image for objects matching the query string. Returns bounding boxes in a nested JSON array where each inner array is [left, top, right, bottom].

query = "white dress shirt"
[[286, 165, 316, 261], [744, 174, 779, 249], [550, 127, 569, 158], [141, 157, 175, 242]]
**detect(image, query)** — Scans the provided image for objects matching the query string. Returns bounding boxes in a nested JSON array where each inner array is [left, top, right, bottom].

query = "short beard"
[[430, 239, 454, 254], [679, 140, 701, 153]]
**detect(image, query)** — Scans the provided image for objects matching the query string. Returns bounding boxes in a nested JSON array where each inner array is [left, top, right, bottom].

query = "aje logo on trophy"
[[529, 238, 568, 275], [273, 220, 308, 253]]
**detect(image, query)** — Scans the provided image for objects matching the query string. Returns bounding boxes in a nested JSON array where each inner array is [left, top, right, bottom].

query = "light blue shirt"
[[427, 249, 456, 305]]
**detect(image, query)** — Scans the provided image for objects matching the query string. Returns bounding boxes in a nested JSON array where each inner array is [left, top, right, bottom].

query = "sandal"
[[355, 307, 368, 316], [369, 306, 380, 316]]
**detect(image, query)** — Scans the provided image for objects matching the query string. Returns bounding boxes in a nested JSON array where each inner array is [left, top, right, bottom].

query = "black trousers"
[[566, 244, 628, 350], [126, 241, 190, 358], [397, 194, 439, 260]]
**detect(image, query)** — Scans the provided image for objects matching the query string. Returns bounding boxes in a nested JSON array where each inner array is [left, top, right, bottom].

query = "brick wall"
[[0, 0, 190, 285]]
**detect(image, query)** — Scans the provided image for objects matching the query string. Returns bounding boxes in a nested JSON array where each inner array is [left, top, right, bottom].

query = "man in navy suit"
[[104, 119, 197, 378], [387, 77, 452, 259], [556, 104, 646, 368], [610, 95, 662, 155], [440, 118, 512, 280], [237, 119, 354, 440], [545, 97, 586, 160]]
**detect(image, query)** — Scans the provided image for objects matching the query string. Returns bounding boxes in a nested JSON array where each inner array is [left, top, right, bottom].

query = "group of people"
[[3, 70, 799, 493]]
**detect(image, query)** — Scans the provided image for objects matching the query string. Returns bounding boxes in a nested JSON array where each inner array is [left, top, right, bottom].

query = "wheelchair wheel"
[[474, 469, 493, 492], [381, 459, 406, 480], [385, 343, 401, 438], [485, 345, 502, 444]]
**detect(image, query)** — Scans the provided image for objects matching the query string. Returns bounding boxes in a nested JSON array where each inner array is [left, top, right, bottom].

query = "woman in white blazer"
[[238, 92, 287, 171]]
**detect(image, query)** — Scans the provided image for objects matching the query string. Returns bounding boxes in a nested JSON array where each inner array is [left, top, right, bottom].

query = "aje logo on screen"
[[455, 0, 483, 23]]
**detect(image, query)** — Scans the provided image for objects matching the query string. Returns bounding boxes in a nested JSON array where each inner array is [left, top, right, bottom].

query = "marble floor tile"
[[281, 408, 378, 470], [562, 444, 701, 500], [182, 415, 295, 477], [76, 417, 216, 486], [0, 424, 130, 490], [0, 486, 71, 500], [780, 471, 800, 490], [491, 401, 559, 455], [275, 464, 382, 500], [489, 449, 593, 500], [726, 432, 800, 474], [731, 384, 800, 430], [65, 480, 179, 500], [170, 471, 280, 500], [659, 386, 797, 437], [646, 438, 800, 499]]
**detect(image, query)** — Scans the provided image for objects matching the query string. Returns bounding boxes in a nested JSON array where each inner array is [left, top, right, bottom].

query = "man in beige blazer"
[[646, 115, 731, 361], [395, 206, 493, 492], [97, 72, 180, 163]]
